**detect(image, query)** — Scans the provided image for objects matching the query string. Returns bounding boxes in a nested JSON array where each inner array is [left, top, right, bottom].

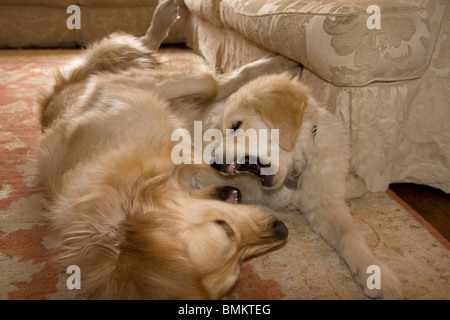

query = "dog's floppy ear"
[[112, 211, 210, 299], [246, 76, 308, 151]]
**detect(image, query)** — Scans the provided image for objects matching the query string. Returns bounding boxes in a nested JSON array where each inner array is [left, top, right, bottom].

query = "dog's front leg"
[[147, 72, 218, 103], [214, 55, 301, 102], [142, 0, 180, 50], [303, 202, 403, 299]]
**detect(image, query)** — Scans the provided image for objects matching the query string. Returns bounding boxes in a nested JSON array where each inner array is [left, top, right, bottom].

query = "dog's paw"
[[362, 263, 403, 300], [143, 0, 180, 50], [153, 0, 180, 27]]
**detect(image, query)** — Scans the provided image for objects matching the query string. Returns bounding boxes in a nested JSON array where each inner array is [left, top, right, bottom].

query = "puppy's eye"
[[231, 121, 242, 131]]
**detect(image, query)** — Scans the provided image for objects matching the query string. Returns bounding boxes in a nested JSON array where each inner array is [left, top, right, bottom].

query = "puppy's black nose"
[[272, 220, 288, 240]]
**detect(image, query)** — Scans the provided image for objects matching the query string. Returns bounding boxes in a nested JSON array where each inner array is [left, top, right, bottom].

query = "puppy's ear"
[[247, 77, 308, 151]]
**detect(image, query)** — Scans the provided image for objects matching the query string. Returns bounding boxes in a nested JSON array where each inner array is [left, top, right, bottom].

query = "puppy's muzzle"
[[210, 157, 275, 188]]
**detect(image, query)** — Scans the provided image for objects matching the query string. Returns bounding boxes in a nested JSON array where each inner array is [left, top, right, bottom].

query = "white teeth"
[[231, 190, 239, 203], [234, 161, 240, 174]]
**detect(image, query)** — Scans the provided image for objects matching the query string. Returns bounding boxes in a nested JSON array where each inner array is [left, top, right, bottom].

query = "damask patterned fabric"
[[219, 0, 448, 86], [301, 68, 450, 193], [185, 0, 450, 193]]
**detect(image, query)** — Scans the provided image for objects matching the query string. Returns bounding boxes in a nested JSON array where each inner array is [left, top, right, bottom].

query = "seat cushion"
[[220, 0, 448, 86], [0, 0, 153, 6], [0, 0, 74, 6], [0, 0, 189, 48]]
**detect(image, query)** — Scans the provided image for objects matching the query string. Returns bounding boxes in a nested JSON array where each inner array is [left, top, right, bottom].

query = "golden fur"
[[197, 73, 403, 299], [36, 0, 288, 299]]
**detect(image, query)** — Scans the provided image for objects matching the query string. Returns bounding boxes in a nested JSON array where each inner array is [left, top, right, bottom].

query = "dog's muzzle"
[[212, 186, 241, 203]]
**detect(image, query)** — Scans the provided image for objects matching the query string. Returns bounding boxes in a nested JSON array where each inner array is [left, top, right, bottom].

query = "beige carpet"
[[1, 48, 449, 300]]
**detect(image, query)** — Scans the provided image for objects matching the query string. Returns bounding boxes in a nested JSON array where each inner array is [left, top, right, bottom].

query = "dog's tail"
[[37, 0, 182, 130], [68, 32, 160, 84], [37, 32, 160, 130]]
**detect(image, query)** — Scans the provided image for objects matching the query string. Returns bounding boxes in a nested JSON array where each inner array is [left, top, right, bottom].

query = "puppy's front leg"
[[303, 202, 403, 299]]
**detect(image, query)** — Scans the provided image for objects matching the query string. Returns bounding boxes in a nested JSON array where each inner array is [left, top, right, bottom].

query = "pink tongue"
[[226, 163, 236, 175]]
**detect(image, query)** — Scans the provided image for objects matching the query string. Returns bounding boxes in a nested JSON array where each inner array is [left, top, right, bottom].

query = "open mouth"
[[211, 156, 275, 188], [212, 186, 241, 203]]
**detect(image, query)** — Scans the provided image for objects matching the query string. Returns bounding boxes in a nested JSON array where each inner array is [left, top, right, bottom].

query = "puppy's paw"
[[362, 263, 403, 300], [345, 172, 369, 201]]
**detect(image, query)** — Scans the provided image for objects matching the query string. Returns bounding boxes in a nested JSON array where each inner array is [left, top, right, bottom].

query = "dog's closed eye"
[[214, 219, 235, 238]]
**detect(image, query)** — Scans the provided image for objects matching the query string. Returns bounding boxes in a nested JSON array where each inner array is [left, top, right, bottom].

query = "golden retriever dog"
[[36, 0, 289, 299], [194, 73, 403, 299]]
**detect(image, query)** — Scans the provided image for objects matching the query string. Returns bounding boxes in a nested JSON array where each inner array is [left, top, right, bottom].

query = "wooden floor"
[[390, 183, 450, 242]]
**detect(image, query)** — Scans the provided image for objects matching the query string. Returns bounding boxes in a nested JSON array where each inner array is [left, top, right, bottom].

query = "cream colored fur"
[[194, 73, 403, 299]]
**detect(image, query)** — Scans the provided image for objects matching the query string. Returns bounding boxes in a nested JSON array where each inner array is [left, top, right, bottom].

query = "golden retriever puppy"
[[36, 0, 288, 299], [201, 73, 403, 299]]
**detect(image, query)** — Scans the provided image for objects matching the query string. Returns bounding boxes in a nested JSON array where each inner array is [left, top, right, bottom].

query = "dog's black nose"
[[210, 162, 220, 169], [210, 161, 228, 173], [272, 220, 288, 240]]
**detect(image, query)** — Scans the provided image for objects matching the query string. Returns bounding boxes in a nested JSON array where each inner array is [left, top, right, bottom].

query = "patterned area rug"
[[1, 48, 449, 300]]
